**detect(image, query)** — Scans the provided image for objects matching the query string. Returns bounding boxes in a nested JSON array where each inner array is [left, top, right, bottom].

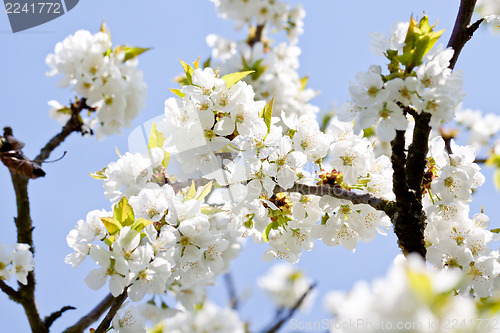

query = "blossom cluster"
[[0, 243, 35, 285], [206, 0, 317, 121], [66, 183, 242, 308], [257, 262, 315, 310], [46, 27, 147, 139], [210, 0, 305, 43], [424, 136, 500, 297], [324, 255, 500, 333], [338, 19, 465, 142]]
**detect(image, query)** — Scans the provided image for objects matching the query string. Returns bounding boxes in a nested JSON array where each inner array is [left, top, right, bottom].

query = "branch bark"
[[0, 280, 21, 303], [63, 293, 115, 333], [261, 283, 316, 333], [35, 98, 93, 163], [275, 182, 396, 218], [93, 291, 128, 333], [447, 0, 483, 70]]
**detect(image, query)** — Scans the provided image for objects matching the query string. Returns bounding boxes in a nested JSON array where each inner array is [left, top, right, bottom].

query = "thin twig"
[[248, 24, 265, 47], [224, 273, 239, 310], [93, 291, 128, 333], [447, 0, 483, 70], [260, 283, 316, 333], [63, 293, 115, 333], [36, 98, 94, 163], [0, 280, 21, 303], [44, 305, 76, 329]]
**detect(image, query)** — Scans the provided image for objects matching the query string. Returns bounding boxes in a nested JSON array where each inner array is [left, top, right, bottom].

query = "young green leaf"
[[120, 46, 151, 63], [113, 197, 135, 227], [170, 88, 185, 98], [101, 217, 122, 235], [221, 70, 255, 89], [131, 218, 153, 233], [184, 181, 197, 201], [261, 97, 274, 134], [196, 181, 213, 201], [148, 123, 165, 150], [180, 59, 194, 85]]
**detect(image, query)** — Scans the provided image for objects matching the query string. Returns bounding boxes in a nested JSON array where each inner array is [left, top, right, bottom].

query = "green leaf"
[[131, 218, 153, 233], [184, 181, 197, 201], [148, 123, 165, 151], [180, 59, 194, 85], [262, 220, 279, 243], [120, 46, 151, 63], [202, 57, 211, 69], [221, 70, 254, 89], [490, 228, 500, 234], [200, 206, 224, 215], [494, 169, 500, 191], [170, 88, 185, 98], [196, 181, 213, 201], [300, 76, 309, 91], [104, 235, 115, 246], [89, 167, 107, 180], [113, 197, 135, 227], [193, 56, 200, 69], [260, 97, 274, 134], [407, 268, 433, 305], [101, 217, 122, 235]]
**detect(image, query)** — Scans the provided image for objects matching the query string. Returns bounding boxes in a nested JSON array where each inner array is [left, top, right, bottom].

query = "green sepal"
[[203, 57, 211, 69], [221, 70, 255, 89], [490, 228, 500, 234], [262, 220, 280, 243], [113, 197, 135, 227], [90, 167, 107, 180], [118, 46, 151, 63], [101, 217, 122, 235]]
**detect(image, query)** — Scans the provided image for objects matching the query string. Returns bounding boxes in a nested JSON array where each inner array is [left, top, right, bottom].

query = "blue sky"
[[1, 1, 499, 332]]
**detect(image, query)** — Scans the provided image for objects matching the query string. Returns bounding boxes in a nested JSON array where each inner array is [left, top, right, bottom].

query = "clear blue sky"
[[1, 1, 499, 332]]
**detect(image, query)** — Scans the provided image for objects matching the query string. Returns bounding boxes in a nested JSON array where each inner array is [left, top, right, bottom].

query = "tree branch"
[[35, 98, 93, 163], [260, 283, 316, 333], [447, 0, 483, 70], [0, 280, 21, 303], [248, 24, 265, 47], [63, 294, 115, 333], [93, 291, 128, 333], [274, 183, 396, 217], [44, 305, 76, 329]]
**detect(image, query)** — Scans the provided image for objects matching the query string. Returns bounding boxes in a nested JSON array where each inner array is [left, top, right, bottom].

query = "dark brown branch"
[[248, 24, 265, 47], [44, 305, 76, 329], [93, 291, 128, 333], [0, 280, 21, 303], [261, 283, 316, 333], [63, 294, 115, 333], [224, 273, 239, 310], [35, 98, 93, 163], [274, 183, 396, 218], [447, 0, 483, 70], [10, 170, 47, 332]]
